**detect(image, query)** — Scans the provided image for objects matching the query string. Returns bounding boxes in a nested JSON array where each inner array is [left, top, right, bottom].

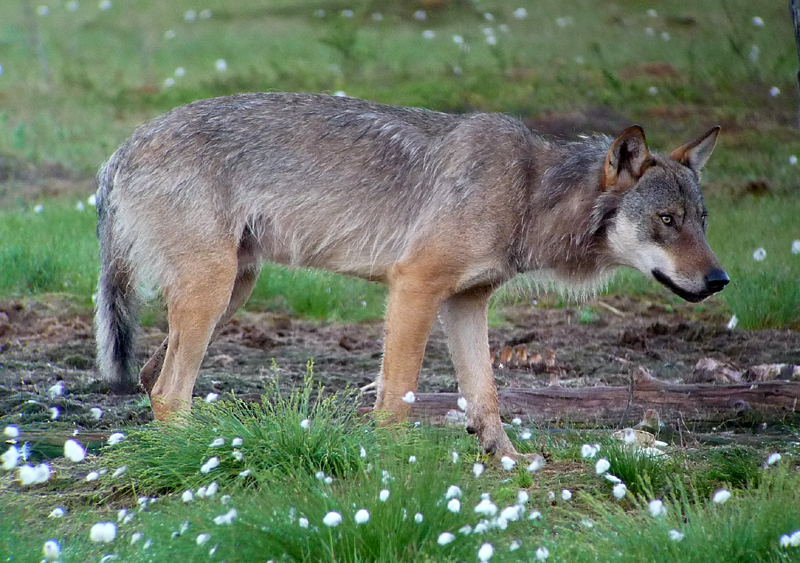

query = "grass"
[[1, 374, 798, 562]]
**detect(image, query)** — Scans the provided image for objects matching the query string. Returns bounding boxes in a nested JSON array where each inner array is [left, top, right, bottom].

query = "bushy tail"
[[94, 153, 140, 393]]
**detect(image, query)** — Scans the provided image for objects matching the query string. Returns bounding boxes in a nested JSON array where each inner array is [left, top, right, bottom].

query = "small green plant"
[[600, 441, 677, 497]]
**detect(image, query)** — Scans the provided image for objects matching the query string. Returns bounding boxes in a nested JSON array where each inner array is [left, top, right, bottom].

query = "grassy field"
[[1, 1, 800, 560], [1, 374, 799, 562], [1, 0, 799, 328]]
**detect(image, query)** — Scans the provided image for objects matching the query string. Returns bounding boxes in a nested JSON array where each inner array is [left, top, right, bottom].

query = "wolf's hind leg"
[[150, 249, 238, 421], [439, 287, 516, 458], [140, 266, 261, 395]]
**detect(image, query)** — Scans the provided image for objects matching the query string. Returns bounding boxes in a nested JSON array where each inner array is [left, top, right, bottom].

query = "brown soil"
[[1, 295, 798, 431]]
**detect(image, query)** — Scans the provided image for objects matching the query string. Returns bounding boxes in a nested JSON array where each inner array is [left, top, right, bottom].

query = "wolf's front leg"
[[374, 265, 447, 422], [439, 287, 516, 458]]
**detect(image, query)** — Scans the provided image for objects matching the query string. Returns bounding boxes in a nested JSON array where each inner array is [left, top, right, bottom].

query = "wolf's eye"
[[660, 215, 673, 225]]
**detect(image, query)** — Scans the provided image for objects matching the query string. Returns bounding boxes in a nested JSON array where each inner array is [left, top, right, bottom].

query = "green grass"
[[1, 379, 798, 562], [0, 0, 798, 329]]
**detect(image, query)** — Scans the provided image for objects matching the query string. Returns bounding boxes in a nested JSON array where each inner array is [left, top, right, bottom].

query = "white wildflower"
[[447, 498, 461, 513], [232, 450, 243, 461], [766, 453, 782, 466], [201, 457, 220, 474], [113, 465, 127, 478], [90, 407, 103, 420], [752, 17, 764, 27], [511, 417, 522, 426], [49, 407, 60, 420], [520, 430, 532, 440], [647, 9, 658, 17], [184, 9, 196, 21], [457, 397, 467, 411], [753, 248, 766, 261], [474, 498, 498, 517], [527, 455, 544, 472], [513, 8, 527, 19], [535, 546, 550, 560], [2, 446, 19, 470], [517, 490, 529, 505], [649, 499, 667, 518], [792, 239, 800, 254], [90, 522, 117, 543], [408, 455, 417, 464], [4, 426, 19, 439], [48, 382, 64, 398], [613, 483, 627, 500], [205, 481, 218, 497], [37, 5, 50, 16], [49, 507, 65, 518], [209, 437, 225, 448], [402, 391, 416, 404], [790, 156, 798, 166], [238, 469, 251, 478], [422, 29, 435, 39], [669, 529, 685, 542], [661, 31, 670, 40], [500, 505, 523, 522], [213, 508, 237, 525], [299, 418, 310, 429], [501, 456, 516, 470], [42, 540, 60, 560], [64, 439, 86, 462], [473, 462, 485, 478], [334, 90, 347, 97], [108, 433, 125, 445], [130, 532, 143, 545], [34, 204, 45, 213], [445, 485, 463, 499], [437, 532, 455, 546], [379, 489, 390, 502], [478, 542, 494, 561], [581, 444, 597, 459], [205, 393, 218, 403], [649, 86, 659, 95], [452, 35, 464, 45], [354, 509, 370, 524], [299, 517, 309, 528], [414, 512, 423, 523], [231, 437, 243, 447], [769, 86, 780, 97], [85, 471, 99, 482], [713, 489, 731, 504], [98, 0, 111, 10], [451, 451, 460, 463], [510, 539, 522, 551], [196, 533, 211, 545], [322, 511, 342, 527], [561, 489, 572, 501], [359, 446, 367, 459], [595, 458, 611, 474], [528, 510, 542, 520]]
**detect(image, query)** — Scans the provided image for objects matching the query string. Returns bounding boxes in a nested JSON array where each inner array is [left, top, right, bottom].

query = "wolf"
[[95, 92, 728, 458]]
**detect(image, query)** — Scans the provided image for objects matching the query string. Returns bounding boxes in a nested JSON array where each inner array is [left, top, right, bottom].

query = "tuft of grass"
[[702, 446, 763, 489], [598, 441, 678, 497]]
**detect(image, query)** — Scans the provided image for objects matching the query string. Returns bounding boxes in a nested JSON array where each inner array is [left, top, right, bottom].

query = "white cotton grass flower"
[[213, 508, 237, 525], [500, 456, 516, 470], [130, 532, 144, 545], [34, 204, 45, 213], [49, 406, 60, 420], [517, 490, 529, 505], [713, 489, 731, 504], [520, 430, 532, 440], [595, 458, 611, 474], [613, 483, 627, 500], [451, 451, 460, 463], [232, 450, 243, 461], [727, 315, 739, 330], [298, 517, 309, 528], [423, 29, 435, 39], [445, 485, 463, 499], [791, 239, 800, 254], [766, 453, 782, 466], [447, 498, 461, 513], [561, 489, 572, 501], [231, 437, 243, 447], [528, 510, 542, 520], [437, 532, 455, 546], [581, 444, 597, 459], [769, 86, 780, 97], [196, 533, 211, 546], [459, 524, 472, 535], [341, 9, 353, 18], [661, 31, 670, 40], [647, 9, 658, 17], [18, 463, 50, 485], [457, 396, 467, 411], [548, 491, 556, 501], [752, 16, 764, 26], [98, 0, 111, 10], [511, 417, 522, 426], [200, 457, 220, 474], [500, 505, 523, 522], [790, 157, 799, 167], [316, 470, 326, 481], [324, 476, 333, 485], [107, 432, 125, 445], [414, 9, 426, 20], [184, 9, 196, 21], [205, 393, 219, 403], [623, 428, 637, 445], [334, 90, 347, 97], [85, 471, 99, 482], [64, 439, 86, 462], [90, 407, 103, 420], [473, 462, 485, 478], [510, 539, 522, 551], [753, 248, 767, 261], [42, 540, 60, 560], [527, 455, 544, 473], [669, 529, 685, 542], [354, 509, 370, 524], [90, 522, 117, 543], [49, 507, 65, 518], [478, 542, 494, 561], [113, 465, 127, 478], [402, 391, 416, 404], [209, 437, 225, 448], [48, 382, 64, 398], [2, 446, 19, 470], [4, 425, 19, 438], [200, 9, 211, 19], [238, 469, 251, 478], [414, 512, 423, 523], [513, 7, 527, 19], [204, 482, 219, 497], [649, 499, 667, 518], [452, 35, 464, 45], [379, 489, 390, 502], [37, 5, 50, 16], [535, 546, 550, 560], [474, 498, 498, 517], [299, 418, 310, 429], [164, 77, 175, 88], [408, 455, 417, 464], [66, 1, 79, 12], [322, 511, 342, 527]]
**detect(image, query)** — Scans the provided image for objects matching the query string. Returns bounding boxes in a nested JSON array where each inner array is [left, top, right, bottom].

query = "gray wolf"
[[94, 92, 728, 458]]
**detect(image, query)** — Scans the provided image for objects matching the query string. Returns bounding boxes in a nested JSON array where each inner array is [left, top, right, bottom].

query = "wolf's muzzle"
[[704, 268, 729, 294]]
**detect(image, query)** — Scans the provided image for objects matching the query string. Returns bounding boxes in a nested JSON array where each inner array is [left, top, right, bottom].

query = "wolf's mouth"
[[651, 269, 709, 303]]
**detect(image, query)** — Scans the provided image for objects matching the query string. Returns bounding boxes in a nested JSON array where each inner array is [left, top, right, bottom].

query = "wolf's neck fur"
[[513, 134, 622, 294]]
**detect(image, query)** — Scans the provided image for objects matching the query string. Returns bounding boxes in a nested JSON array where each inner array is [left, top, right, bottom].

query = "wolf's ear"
[[670, 126, 720, 172], [602, 125, 652, 193]]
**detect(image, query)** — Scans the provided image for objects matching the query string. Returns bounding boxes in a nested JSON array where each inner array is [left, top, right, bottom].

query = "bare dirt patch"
[[1, 295, 798, 432]]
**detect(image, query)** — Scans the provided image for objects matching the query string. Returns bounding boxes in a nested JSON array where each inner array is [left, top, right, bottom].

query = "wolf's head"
[[603, 126, 728, 302]]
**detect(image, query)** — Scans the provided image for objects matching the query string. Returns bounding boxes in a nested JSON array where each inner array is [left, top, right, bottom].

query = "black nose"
[[705, 269, 730, 293]]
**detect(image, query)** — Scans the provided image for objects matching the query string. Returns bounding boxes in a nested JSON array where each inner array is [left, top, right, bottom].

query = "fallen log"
[[409, 367, 800, 428]]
